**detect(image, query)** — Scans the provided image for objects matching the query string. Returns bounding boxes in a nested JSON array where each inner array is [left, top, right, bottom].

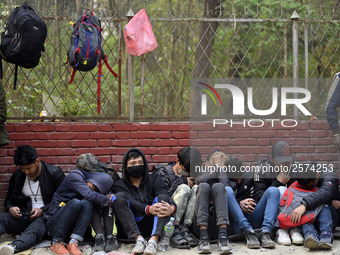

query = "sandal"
[[182, 230, 199, 247], [170, 232, 190, 249]]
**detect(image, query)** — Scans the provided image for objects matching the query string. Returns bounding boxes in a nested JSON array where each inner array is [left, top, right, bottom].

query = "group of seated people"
[[0, 141, 339, 255]]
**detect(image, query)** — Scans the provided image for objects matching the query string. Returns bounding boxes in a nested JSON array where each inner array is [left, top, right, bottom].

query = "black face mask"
[[128, 165, 144, 178]]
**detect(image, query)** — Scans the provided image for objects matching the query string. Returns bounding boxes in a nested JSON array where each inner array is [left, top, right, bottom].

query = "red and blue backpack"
[[278, 181, 322, 229], [67, 9, 117, 114]]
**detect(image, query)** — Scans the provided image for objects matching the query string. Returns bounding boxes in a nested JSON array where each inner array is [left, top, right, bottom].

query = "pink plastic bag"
[[124, 9, 158, 56]]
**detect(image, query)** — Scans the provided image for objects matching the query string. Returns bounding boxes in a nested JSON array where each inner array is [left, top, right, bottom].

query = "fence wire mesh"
[[1, 0, 340, 121]]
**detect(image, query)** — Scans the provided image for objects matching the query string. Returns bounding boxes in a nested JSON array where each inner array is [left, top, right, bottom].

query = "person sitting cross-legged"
[[0, 145, 65, 255]]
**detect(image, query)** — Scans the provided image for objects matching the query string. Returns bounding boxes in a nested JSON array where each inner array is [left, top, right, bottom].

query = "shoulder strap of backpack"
[[102, 55, 118, 77], [69, 68, 76, 84], [13, 65, 18, 90], [97, 57, 102, 114], [96, 54, 118, 114]]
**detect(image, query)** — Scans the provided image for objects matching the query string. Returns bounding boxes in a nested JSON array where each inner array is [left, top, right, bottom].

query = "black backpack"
[[0, 3, 47, 89], [67, 10, 117, 114]]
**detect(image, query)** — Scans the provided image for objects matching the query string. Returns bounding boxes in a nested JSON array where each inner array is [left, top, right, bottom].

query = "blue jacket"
[[326, 73, 340, 135], [44, 169, 112, 218]]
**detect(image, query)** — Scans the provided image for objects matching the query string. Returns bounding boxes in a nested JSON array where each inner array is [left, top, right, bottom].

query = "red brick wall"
[[0, 121, 338, 212]]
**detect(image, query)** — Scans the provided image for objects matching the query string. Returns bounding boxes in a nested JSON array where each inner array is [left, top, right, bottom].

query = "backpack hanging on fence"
[[278, 181, 323, 229], [67, 9, 117, 114], [0, 2, 47, 90]]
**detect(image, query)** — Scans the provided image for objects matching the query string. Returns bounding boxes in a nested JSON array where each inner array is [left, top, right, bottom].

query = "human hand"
[[157, 201, 175, 218], [31, 208, 44, 219], [291, 204, 306, 224], [9, 206, 21, 218], [332, 200, 340, 210], [107, 194, 115, 206], [187, 177, 195, 188], [239, 198, 256, 214], [149, 203, 162, 216], [334, 134, 340, 151]]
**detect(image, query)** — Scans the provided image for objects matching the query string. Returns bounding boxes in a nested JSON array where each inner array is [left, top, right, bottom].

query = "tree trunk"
[[193, 0, 220, 78], [191, 0, 220, 117]]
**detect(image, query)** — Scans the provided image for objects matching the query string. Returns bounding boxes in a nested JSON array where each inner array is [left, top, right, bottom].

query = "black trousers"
[[0, 213, 46, 252], [112, 192, 170, 239], [91, 205, 114, 237], [192, 183, 229, 240]]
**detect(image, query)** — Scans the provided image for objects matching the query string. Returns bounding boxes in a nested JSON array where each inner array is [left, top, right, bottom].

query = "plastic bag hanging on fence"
[[124, 9, 158, 56]]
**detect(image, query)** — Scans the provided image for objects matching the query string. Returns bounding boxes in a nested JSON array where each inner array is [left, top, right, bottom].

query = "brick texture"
[[0, 121, 338, 213]]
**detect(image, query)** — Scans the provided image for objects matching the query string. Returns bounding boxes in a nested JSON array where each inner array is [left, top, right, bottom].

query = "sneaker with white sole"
[[198, 236, 211, 254], [319, 231, 333, 249], [304, 234, 319, 249], [290, 228, 304, 245], [144, 241, 157, 255], [276, 228, 291, 246], [0, 244, 15, 255], [132, 238, 147, 254]]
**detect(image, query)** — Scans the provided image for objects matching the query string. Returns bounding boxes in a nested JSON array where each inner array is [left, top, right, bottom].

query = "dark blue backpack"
[[67, 10, 117, 114]]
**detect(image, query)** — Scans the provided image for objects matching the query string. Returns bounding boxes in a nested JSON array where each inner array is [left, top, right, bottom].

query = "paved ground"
[[1, 233, 340, 255]]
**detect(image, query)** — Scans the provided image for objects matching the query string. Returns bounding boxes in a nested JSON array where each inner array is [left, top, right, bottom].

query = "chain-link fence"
[[1, 1, 340, 121]]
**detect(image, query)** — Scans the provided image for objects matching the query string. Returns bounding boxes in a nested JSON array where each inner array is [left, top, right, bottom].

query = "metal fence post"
[[127, 9, 135, 121], [291, 11, 299, 117], [304, 23, 309, 89]]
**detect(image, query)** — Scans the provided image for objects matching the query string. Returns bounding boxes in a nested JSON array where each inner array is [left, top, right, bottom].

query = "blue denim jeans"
[[302, 205, 333, 237], [46, 198, 93, 242], [226, 186, 280, 234]]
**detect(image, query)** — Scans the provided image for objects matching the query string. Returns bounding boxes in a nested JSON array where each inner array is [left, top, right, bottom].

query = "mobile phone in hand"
[[19, 212, 33, 217]]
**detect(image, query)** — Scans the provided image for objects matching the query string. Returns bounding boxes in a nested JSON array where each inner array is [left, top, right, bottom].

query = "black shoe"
[[93, 233, 105, 252], [105, 235, 118, 252], [244, 231, 260, 249], [182, 230, 199, 247], [217, 236, 232, 254], [198, 236, 211, 254], [260, 231, 275, 248]]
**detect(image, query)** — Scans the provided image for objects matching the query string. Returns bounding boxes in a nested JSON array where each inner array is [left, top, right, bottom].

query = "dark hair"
[[225, 157, 243, 179], [126, 150, 142, 162], [13, 145, 39, 166], [296, 162, 318, 186], [178, 147, 202, 172]]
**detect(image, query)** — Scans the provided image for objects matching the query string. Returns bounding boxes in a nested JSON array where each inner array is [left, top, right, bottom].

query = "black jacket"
[[326, 73, 340, 135], [4, 161, 65, 213], [254, 157, 339, 210], [254, 157, 294, 202], [301, 167, 339, 210], [232, 173, 255, 204], [111, 148, 176, 217], [152, 163, 188, 196]]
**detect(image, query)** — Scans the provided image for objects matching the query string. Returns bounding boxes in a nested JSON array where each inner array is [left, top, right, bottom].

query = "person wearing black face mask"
[[111, 148, 177, 255]]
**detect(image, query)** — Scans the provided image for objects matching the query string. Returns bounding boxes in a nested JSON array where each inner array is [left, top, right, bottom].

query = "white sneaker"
[[276, 228, 291, 245], [132, 238, 147, 254], [0, 244, 15, 255], [290, 228, 304, 245]]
